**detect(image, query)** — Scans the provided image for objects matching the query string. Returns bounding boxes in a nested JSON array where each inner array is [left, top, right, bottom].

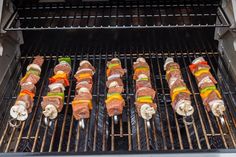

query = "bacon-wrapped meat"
[[164, 57, 194, 116], [41, 57, 71, 120], [10, 56, 44, 121], [189, 57, 225, 117], [105, 58, 125, 117], [133, 57, 156, 120], [72, 60, 95, 120]]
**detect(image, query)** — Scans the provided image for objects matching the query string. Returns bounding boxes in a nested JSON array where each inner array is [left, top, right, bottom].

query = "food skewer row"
[[105, 58, 126, 123], [189, 57, 225, 117], [133, 57, 157, 126], [164, 58, 194, 118], [10, 56, 44, 126], [41, 57, 72, 124], [72, 60, 95, 129]]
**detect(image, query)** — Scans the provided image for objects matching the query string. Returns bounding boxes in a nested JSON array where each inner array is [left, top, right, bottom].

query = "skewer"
[[9, 103, 28, 128], [8, 118, 21, 128], [182, 108, 194, 125], [146, 120, 151, 128], [44, 117, 52, 126], [114, 115, 119, 124], [43, 104, 57, 126], [79, 118, 85, 129]]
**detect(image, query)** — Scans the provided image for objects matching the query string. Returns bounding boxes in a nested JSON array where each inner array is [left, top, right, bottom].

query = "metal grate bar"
[[4, 0, 230, 31]]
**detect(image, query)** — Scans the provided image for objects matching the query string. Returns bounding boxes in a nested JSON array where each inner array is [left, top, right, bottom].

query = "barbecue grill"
[[0, 0, 236, 156]]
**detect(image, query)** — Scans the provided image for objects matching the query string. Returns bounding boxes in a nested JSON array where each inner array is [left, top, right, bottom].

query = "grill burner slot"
[[0, 51, 235, 154]]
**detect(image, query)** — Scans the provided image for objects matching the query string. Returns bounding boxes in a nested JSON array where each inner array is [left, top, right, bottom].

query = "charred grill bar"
[[0, 50, 235, 154]]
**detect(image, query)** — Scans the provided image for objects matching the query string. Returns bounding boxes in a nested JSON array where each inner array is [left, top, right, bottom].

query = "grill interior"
[[0, 0, 236, 155], [0, 50, 236, 153]]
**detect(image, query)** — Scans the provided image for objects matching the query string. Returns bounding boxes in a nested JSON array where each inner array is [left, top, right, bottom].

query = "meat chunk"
[[20, 73, 40, 86], [108, 86, 124, 94], [166, 69, 182, 81], [106, 99, 125, 117], [106, 78, 124, 88], [21, 84, 36, 93], [33, 56, 44, 67], [166, 62, 180, 71], [41, 96, 63, 112], [72, 102, 90, 120], [133, 69, 150, 80], [136, 87, 156, 99], [74, 92, 92, 100], [54, 63, 71, 76], [76, 83, 93, 93], [195, 73, 217, 85], [16, 94, 33, 113], [135, 80, 151, 90]]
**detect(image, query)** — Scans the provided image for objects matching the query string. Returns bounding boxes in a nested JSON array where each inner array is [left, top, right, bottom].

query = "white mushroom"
[[10, 101, 28, 121], [43, 104, 58, 120], [76, 68, 94, 75], [209, 100, 225, 117], [140, 104, 155, 120], [175, 100, 194, 116]]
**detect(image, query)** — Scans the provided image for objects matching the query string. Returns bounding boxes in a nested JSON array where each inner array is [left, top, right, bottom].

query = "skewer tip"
[[114, 115, 119, 124], [79, 119, 85, 129], [183, 115, 194, 125], [8, 118, 22, 128], [44, 117, 53, 126]]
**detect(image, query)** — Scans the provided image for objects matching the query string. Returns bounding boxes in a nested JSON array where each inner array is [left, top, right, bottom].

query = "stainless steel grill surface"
[[0, 50, 236, 154]]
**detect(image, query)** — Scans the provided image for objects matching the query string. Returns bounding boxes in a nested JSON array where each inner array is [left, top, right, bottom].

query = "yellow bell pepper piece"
[[194, 69, 209, 77], [171, 89, 191, 102]]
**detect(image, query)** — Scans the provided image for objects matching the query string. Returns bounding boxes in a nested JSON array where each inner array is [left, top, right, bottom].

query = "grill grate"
[[0, 51, 236, 154], [5, 0, 230, 31]]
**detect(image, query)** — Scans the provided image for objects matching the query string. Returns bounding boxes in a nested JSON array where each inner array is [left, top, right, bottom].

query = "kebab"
[[105, 58, 125, 123], [41, 57, 71, 124], [164, 58, 194, 118], [133, 57, 157, 126], [72, 60, 95, 128], [10, 56, 44, 126], [189, 57, 225, 117]]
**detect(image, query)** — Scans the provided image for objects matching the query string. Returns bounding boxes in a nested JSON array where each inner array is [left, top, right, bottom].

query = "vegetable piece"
[[171, 90, 191, 102], [108, 63, 120, 69], [200, 86, 216, 94], [105, 93, 123, 104], [72, 100, 93, 109], [136, 96, 153, 103], [20, 90, 35, 99], [58, 57, 71, 65], [189, 61, 208, 72], [194, 69, 210, 77], [47, 92, 65, 101]]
